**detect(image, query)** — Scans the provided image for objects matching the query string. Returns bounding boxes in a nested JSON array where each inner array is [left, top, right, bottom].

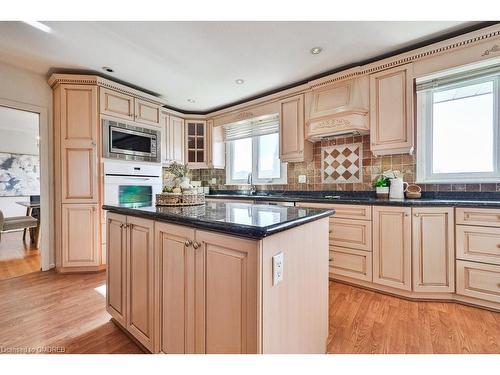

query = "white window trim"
[[225, 135, 287, 185], [416, 74, 500, 184]]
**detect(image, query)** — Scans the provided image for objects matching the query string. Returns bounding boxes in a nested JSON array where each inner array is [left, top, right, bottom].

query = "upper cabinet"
[[99, 87, 161, 127], [305, 76, 369, 140], [185, 120, 208, 168], [369, 63, 414, 156], [100, 87, 134, 121], [135, 98, 161, 126], [279, 94, 313, 163], [210, 121, 225, 169], [162, 114, 185, 165]]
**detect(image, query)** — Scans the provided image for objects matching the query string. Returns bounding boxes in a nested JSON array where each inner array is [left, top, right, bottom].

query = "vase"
[[376, 186, 389, 199], [179, 176, 191, 190]]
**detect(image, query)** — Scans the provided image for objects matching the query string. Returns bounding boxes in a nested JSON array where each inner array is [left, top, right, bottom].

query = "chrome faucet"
[[247, 173, 256, 195]]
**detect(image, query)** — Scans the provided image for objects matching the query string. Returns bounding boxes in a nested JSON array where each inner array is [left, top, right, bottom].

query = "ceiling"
[[0, 21, 485, 112]]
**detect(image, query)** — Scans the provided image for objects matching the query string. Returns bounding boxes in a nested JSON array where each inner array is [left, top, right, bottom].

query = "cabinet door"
[[134, 98, 160, 126], [209, 119, 226, 169], [61, 203, 100, 267], [412, 207, 455, 292], [194, 230, 258, 354], [370, 63, 414, 156], [106, 212, 127, 326], [99, 87, 134, 121], [372, 206, 412, 291], [185, 120, 208, 168], [279, 94, 312, 162], [126, 216, 155, 351], [155, 222, 196, 354], [163, 115, 185, 164], [60, 85, 98, 203]]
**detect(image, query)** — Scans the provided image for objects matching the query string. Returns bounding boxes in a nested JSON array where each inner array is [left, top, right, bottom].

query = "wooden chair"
[[0, 209, 38, 243]]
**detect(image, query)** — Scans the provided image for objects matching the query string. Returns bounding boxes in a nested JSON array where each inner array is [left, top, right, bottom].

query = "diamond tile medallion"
[[322, 143, 363, 183]]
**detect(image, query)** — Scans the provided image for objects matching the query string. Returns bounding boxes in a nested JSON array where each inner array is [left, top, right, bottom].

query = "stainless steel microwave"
[[102, 119, 161, 163]]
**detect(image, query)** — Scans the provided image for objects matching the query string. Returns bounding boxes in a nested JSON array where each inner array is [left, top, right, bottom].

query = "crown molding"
[[48, 73, 167, 107]]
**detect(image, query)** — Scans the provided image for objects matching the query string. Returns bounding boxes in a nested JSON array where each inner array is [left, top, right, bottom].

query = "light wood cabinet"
[[126, 216, 155, 351], [162, 114, 185, 164], [154, 222, 196, 354], [99, 87, 134, 121], [372, 206, 412, 291], [456, 207, 500, 228], [329, 246, 372, 282], [61, 203, 100, 268], [195, 230, 258, 354], [456, 225, 500, 265], [369, 63, 414, 156], [279, 94, 313, 163], [211, 122, 225, 169], [412, 207, 455, 292], [329, 218, 372, 251], [60, 85, 98, 203], [297, 202, 371, 220], [134, 98, 160, 126], [185, 120, 209, 168], [106, 213, 127, 327], [456, 260, 500, 304]]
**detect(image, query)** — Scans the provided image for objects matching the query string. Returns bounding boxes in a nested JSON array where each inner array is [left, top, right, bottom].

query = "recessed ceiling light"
[[23, 21, 51, 33], [187, 99, 196, 103], [102, 66, 114, 73], [235, 79, 245, 84], [310, 47, 323, 55]]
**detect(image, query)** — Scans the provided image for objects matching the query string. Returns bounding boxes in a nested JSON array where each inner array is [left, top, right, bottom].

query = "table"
[[16, 201, 41, 247]]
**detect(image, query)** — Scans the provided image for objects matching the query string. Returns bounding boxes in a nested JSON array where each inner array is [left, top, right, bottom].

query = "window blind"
[[416, 64, 500, 92], [223, 114, 279, 141]]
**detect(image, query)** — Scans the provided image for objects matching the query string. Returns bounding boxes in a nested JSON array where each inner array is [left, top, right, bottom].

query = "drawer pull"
[[184, 240, 192, 247], [329, 258, 334, 262], [497, 244, 500, 248], [329, 230, 332, 234]]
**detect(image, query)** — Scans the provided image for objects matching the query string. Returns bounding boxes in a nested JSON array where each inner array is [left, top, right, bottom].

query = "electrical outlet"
[[211, 178, 217, 184], [298, 175, 307, 183], [272, 252, 284, 286]]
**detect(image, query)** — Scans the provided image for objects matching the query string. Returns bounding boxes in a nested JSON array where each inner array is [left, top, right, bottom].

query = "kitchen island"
[[103, 201, 333, 354]]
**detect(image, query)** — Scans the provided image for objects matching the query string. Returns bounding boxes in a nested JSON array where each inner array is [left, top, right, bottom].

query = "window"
[[416, 65, 500, 183], [225, 115, 287, 185]]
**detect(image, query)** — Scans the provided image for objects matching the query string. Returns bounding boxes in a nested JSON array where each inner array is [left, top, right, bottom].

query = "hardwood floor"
[[327, 281, 500, 354], [1, 271, 500, 354], [0, 231, 40, 281]]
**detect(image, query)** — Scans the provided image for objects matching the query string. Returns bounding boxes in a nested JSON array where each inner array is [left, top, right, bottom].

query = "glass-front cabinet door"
[[185, 120, 208, 168]]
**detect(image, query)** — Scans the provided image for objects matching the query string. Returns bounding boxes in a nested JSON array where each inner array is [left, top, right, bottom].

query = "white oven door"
[[104, 175, 162, 207]]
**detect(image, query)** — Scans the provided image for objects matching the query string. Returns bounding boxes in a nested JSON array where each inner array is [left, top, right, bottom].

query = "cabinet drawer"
[[297, 202, 371, 220], [456, 225, 500, 265], [134, 98, 160, 126], [99, 87, 134, 121], [456, 208, 500, 228], [329, 218, 372, 251], [329, 246, 372, 282], [456, 260, 500, 304]]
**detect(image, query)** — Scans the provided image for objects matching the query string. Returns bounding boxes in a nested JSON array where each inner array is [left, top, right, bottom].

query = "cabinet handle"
[[193, 241, 201, 249], [329, 258, 334, 262], [414, 213, 419, 217], [185, 240, 193, 247], [329, 230, 332, 234]]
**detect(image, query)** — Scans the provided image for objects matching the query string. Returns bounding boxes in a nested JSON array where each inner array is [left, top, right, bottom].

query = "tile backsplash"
[[166, 134, 500, 193]]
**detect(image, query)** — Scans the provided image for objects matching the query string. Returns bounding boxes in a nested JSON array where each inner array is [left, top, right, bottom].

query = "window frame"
[[226, 134, 287, 185], [416, 73, 500, 184]]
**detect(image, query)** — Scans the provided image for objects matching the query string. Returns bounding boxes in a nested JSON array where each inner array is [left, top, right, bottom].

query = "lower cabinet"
[[62, 203, 100, 268], [154, 222, 258, 354], [372, 206, 412, 291], [412, 207, 455, 292], [105, 213, 155, 352], [329, 246, 372, 282], [456, 260, 500, 304]]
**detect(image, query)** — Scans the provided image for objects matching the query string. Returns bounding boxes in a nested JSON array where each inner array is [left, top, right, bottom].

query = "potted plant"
[[373, 175, 390, 199]]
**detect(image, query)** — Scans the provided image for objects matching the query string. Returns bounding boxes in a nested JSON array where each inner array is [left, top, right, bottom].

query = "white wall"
[[0, 61, 53, 269]]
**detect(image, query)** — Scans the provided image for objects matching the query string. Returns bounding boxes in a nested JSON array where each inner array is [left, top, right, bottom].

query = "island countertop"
[[103, 201, 334, 239]]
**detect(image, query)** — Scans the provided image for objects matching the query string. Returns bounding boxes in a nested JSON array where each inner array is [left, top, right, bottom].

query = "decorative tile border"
[[321, 143, 362, 183]]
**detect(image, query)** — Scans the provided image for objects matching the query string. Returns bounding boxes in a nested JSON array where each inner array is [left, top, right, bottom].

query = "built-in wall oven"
[[102, 119, 161, 163], [104, 161, 162, 208]]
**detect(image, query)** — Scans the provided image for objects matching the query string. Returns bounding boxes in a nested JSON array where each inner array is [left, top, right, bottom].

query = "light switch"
[[272, 252, 284, 286], [298, 175, 307, 183]]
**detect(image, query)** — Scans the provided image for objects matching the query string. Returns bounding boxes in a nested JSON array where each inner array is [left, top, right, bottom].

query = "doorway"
[[0, 103, 48, 280]]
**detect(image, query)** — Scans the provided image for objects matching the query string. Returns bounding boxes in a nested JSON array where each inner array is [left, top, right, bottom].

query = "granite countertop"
[[205, 190, 500, 208], [103, 201, 334, 239]]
